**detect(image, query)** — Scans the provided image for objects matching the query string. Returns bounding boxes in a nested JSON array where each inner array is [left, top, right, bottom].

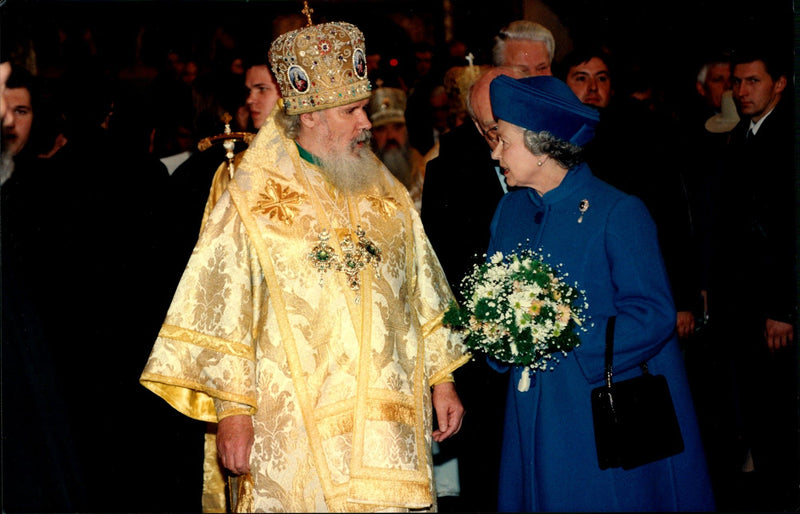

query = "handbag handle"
[[604, 315, 649, 389], [604, 316, 616, 388]]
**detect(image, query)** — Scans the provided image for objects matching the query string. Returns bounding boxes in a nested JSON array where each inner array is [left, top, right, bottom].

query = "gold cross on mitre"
[[302, 1, 314, 26]]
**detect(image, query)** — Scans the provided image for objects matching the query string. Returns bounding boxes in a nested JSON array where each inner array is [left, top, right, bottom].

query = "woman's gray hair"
[[493, 21, 556, 66], [522, 130, 584, 169], [275, 108, 302, 139]]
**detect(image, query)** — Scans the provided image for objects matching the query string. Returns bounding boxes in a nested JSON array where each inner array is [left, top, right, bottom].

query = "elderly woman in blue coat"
[[486, 74, 715, 512]]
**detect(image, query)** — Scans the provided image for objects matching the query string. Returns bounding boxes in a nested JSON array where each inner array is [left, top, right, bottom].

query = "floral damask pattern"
[[193, 246, 232, 332], [140, 114, 469, 512]]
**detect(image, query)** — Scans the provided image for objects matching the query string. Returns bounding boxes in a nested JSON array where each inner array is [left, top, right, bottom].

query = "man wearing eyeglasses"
[[420, 62, 530, 512]]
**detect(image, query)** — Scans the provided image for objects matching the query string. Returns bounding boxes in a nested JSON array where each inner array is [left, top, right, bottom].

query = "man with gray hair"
[[421, 63, 527, 512], [492, 20, 555, 76], [141, 18, 468, 513], [695, 53, 732, 114]]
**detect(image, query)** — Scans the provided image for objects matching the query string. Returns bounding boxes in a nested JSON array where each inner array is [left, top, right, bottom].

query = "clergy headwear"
[[269, 21, 372, 115], [444, 62, 491, 121], [489, 75, 600, 146], [704, 90, 740, 134], [368, 87, 407, 127]]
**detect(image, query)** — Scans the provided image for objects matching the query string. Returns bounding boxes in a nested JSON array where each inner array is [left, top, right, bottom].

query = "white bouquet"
[[443, 249, 587, 391]]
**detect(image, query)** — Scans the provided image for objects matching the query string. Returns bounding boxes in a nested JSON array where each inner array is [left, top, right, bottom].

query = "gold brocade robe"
[[140, 112, 469, 512], [199, 152, 244, 232]]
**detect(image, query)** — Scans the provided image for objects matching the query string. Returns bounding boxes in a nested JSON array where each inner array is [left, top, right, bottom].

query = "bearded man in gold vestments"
[[140, 18, 470, 513]]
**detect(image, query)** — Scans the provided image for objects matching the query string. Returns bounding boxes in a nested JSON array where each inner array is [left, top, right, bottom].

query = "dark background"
[[0, 1, 796, 512], [1, 0, 794, 105]]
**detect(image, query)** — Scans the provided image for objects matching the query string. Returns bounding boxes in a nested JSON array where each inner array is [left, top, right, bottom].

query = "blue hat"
[[489, 75, 600, 146]]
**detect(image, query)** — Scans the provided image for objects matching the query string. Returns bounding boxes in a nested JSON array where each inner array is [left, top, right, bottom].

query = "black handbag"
[[591, 316, 685, 470]]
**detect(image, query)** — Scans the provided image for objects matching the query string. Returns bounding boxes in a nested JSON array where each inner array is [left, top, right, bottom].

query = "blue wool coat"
[[488, 163, 715, 512]]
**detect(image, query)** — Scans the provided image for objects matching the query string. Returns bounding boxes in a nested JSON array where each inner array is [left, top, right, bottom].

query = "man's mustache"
[[351, 129, 372, 149]]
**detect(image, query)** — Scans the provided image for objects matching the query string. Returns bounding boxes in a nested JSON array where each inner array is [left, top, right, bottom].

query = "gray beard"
[[317, 143, 382, 195], [377, 144, 413, 190]]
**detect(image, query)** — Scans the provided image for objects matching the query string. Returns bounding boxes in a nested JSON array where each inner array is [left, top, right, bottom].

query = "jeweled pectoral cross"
[[307, 225, 381, 303]]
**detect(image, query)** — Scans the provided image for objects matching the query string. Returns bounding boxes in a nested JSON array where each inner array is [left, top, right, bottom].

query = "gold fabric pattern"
[[365, 194, 399, 218], [251, 178, 307, 223], [200, 151, 247, 232], [140, 109, 469, 512]]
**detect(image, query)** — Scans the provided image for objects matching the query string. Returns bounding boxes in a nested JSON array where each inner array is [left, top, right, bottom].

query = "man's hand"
[[676, 310, 695, 339], [217, 414, 254, 475], [765, 318, 794, 351], [431, 382, 464, 442]]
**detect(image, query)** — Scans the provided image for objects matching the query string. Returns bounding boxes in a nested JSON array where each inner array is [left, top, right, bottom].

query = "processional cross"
[[302, 1, 314, 26]]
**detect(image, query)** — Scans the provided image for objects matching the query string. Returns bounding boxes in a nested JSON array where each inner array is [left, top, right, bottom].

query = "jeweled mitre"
[[269, 21, 372, 115]]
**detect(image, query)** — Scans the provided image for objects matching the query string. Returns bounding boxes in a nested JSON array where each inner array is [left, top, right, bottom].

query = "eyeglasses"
[[480, 124, 500, 143]]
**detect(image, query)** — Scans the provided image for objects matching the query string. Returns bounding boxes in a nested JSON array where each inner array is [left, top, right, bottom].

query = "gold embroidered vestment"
[[140, 112, 469, 512]]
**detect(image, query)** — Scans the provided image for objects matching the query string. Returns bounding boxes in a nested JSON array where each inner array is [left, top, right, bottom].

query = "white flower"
[[443, 249, 587, 376], [472, 284, 492, 300]]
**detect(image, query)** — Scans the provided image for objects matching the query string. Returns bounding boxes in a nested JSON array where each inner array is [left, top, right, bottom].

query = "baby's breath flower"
[[443, 249, 587, 374]]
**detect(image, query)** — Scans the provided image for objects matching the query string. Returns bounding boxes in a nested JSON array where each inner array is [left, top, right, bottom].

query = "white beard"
[[317, 130, 382, 195]]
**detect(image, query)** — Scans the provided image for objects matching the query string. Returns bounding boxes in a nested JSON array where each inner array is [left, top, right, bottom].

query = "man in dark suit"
[[421, 66, 523, 302], [705, 45, 796, 511], [420, 64, 525, 512]]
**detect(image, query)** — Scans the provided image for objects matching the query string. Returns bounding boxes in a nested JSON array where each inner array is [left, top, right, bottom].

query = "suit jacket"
[[708, 98, 795, 324], [421, 122, 505, 302], [419, 122, 507, 511]]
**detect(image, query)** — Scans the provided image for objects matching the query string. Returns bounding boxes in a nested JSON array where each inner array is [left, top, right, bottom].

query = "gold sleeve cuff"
[[214, 399, 254, 420], [428, 353, 471, 387], [430, 374, 455, 386]]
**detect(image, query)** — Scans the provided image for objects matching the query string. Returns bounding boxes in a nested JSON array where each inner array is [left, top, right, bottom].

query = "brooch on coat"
[[577, 199, 590, 223]]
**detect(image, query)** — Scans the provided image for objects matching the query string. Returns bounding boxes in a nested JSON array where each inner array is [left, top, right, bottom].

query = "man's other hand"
[[217, 414, 254, 475], [432, 382, 465, 442]]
